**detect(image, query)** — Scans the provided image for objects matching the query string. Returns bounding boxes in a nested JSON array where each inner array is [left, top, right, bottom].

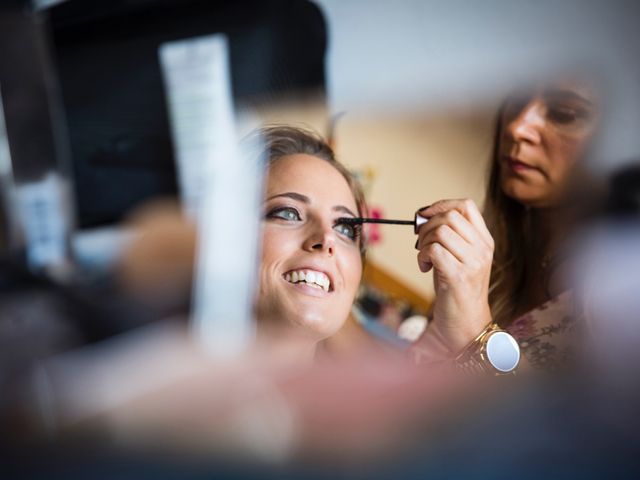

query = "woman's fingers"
[[417, 241, 460, 275], [416, 210, 473, 246], [417, 199, 493, 249], [417, 223, 471, 266], [415, 207, 492, 271], [413, 198, 494, 285], [416, 210, 481, 250]]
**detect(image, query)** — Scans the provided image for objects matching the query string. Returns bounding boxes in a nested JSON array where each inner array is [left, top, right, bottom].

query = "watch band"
[[455, 322, 520, 375]]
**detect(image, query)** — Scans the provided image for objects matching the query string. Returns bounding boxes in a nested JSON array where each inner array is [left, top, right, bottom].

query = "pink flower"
[[507, 313, 538, 342]]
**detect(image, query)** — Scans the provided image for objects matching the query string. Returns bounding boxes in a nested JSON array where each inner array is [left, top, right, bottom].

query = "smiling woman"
[[253, 126, 367, 361]]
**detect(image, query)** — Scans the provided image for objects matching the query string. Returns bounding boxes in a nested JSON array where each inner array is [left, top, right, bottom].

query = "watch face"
[[486, 331, 520, 372]]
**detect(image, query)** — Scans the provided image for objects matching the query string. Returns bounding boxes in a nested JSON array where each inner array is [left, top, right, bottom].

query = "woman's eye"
[[548, 108, 578, 124], [547, 104, 590, 125], [333, 222, 359, 241], [266, 207, 301, 221]]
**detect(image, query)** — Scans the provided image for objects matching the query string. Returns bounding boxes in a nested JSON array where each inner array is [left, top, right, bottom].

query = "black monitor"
[[48, 0, 327, 228]]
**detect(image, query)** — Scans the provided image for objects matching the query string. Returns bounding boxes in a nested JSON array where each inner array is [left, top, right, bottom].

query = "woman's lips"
[[287, 281, 331, 298], [505, 156, 536, 174]]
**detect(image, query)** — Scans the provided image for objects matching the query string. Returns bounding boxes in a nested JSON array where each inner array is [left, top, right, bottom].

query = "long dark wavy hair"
[[483, 111, 551, 328]]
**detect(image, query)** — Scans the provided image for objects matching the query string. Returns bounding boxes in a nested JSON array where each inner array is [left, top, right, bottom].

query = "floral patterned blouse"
[[506, 291, 580, 372]]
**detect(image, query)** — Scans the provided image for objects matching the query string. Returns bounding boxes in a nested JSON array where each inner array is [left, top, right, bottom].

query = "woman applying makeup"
[[487, 81, 598, 370], [418, 82, 597, 369], [254, 126, 503, 366]]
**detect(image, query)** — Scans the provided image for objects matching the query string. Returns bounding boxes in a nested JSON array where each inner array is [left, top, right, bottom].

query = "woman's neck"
[[255, 327, 318, 368], [524, 205, 573, 306], [531, 205, 571, 259]]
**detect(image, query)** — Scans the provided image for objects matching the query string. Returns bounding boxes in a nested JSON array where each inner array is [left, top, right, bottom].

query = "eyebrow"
[[544, 88, 594, 107], [333, 205, 357, 217], [265, 192, 309, 203], [265, 191, 357, 218]]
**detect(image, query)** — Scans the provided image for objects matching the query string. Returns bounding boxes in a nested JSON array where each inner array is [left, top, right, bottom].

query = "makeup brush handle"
[[414, 213, 429, 233]]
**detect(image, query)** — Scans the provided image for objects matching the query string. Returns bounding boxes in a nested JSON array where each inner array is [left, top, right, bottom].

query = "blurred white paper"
[[15, 172, 72, 271], [160, 34, 262, 357]]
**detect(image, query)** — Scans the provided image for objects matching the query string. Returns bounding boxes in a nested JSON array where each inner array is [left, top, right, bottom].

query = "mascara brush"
[[338, 213, 429, 234]]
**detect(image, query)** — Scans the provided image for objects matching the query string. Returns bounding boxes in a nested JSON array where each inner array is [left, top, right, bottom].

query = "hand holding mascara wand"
[[338, 199, 511, 370]]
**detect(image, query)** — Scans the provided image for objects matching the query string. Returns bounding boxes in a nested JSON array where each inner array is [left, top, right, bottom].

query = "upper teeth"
[[284, 270, 330, 292]]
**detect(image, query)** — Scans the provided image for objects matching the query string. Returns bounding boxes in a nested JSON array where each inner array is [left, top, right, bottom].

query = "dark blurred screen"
[[49, 0, 327, 228]]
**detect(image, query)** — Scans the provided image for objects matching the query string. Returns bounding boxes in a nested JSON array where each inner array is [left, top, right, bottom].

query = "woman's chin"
[[502, 182, 551, 208], [256, 307, 345, 342], [292, 310, 345, 340]]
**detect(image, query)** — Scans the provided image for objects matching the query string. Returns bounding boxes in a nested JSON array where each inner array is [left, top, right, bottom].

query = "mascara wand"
[[338, 213, 429, 234]]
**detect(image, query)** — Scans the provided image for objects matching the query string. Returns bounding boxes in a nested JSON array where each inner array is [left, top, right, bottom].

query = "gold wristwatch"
[[455, 323, 520, 375]]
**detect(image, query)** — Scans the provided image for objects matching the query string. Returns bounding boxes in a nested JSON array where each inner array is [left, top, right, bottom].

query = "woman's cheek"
[[345, 251, 363, 296]]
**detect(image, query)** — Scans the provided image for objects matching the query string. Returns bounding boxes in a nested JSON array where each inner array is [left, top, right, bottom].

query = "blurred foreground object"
[[0, 3, 75, 276]]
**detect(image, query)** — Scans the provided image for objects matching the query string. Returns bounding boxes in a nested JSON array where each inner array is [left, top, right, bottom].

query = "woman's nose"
[[505, 101, 543, 145], [303, 222, 336, 256]]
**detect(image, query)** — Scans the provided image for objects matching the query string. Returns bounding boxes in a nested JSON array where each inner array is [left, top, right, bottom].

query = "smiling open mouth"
[[283, 269, 331, 292]]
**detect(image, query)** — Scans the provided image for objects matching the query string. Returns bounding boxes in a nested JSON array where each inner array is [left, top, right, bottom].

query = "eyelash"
[[333, 221, 361, 242], [265, 206, 301, 222], [547, 105, 590, 124], [264, 206, 361, 243]]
